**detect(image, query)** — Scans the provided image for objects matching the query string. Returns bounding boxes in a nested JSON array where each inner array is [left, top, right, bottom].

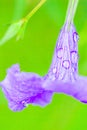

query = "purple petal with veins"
[[0, 23, 87, 111], [0, 64, 53, 111]]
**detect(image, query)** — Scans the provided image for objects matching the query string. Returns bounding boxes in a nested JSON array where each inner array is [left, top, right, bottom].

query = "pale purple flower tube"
[[43, 23, 87, 104], [1, 23, 87, 112]]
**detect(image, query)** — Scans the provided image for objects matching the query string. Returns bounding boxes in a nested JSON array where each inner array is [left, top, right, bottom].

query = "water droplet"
[[71, 51, 78, 63], [62, 60, 70, 69], [22, 101, 29, 107], [73, 32, 79, 43], [25, 103, 29, 107], [57, 48, 63, 59]]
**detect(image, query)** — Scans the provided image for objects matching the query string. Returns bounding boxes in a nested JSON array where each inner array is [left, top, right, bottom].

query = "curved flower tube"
[[43, 23, 87, 103]]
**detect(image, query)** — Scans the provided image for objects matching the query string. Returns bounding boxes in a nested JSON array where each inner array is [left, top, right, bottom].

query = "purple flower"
[[1, 23, 87, 111]]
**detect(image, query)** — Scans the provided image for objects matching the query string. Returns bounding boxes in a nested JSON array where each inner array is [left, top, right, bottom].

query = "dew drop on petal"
[[71, 51, 78, 63], [22, 101, 29, 107], [73, 32, 79, 43], [62, 60, 70, 69], [57, 48, 63, 59], [25, 103, 29, 107]]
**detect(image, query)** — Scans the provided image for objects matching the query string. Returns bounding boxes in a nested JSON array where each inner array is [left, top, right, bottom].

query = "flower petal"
[[0, 64, 53, 111]]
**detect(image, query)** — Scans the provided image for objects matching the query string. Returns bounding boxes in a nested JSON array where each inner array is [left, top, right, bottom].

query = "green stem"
[[25, 0, 46, 21], [65, 0, 79, 30]]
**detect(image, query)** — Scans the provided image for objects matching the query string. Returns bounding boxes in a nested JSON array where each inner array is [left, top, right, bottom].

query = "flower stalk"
[[25, 0, 46, 21], [65, 0, 79, 30]]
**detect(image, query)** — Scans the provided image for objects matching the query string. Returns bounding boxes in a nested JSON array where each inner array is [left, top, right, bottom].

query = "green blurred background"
[[0, 0, 87, 130]]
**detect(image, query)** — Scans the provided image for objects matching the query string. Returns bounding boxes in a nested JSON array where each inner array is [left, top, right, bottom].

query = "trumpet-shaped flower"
[[1, 0, 87, 112], [1, 23, 87, 112]]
